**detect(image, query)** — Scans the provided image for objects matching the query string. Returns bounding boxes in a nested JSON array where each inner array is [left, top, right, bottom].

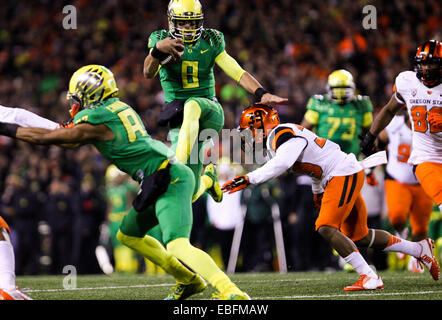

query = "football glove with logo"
[[221, 175, 250, 194]]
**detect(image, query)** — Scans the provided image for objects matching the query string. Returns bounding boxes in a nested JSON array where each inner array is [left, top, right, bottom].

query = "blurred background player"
[[377, 112, 434, 273], [104, 164, 140, 273], [360, 40, 442, 214], [301, 69, 373, 156], [143, 0, 287, 204], [223, 104, 439, 290], [0, 216, 32, 300]]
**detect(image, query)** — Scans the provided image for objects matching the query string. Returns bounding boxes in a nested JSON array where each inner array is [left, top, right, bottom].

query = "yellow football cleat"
[[211, 290, 251, 300], [204, 163, 223, 202], [164, 274, 207, 300]]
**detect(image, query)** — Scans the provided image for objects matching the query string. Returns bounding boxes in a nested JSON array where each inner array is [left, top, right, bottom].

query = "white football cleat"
[[344, 274, 384, 291], [408, 256, 424, 274], [417, 238, 439, 280], [0, 287, 32, 300]]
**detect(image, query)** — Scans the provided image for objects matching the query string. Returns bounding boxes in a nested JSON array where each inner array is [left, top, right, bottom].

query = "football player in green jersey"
[[143, 0, 287, 203], [0, 65, 250, 300], [301, 69, 373, 156]]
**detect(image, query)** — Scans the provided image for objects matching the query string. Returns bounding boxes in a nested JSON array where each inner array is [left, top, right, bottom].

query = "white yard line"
[[258, 290, 442, 299]]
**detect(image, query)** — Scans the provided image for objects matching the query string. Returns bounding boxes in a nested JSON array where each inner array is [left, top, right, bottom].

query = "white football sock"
[[343, 251, 377, 278], [382, 235, 422, 257], [0, 240, 16, 290]]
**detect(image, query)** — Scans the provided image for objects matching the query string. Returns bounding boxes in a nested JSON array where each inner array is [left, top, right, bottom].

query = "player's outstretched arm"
[[0, 105, 59, 130], [0, 122, 113, 148], [215, 51, 287, 105], [360, 94, 403, 156]]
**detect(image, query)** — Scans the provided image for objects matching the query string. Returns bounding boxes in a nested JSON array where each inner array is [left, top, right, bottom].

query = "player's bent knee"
[[317, 225, 338, 241]]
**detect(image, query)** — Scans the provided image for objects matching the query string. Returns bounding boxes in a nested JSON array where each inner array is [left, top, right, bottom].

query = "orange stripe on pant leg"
[[415, 162, 442, 206], [340, 172, 369, 242], [315, 170, 366, 240]]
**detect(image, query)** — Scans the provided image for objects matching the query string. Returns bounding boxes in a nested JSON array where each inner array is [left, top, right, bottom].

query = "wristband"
[[151, 44, 170, 61], [0, 123, 19, 138], [254, 87, 269, 102]]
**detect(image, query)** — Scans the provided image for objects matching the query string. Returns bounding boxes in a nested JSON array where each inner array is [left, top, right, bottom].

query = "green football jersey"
[[73, 98, 171, 181], [304, 94, 373, 154], [148, 29, 225, 103]]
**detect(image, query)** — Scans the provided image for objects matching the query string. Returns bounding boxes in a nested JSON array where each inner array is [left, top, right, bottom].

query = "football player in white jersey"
[[378, 113, 434, 272], [222, 104, 439, 290], [360, 40, 442, 215]]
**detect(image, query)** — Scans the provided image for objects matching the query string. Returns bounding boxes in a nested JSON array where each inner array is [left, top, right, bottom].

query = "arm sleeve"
[[247, 137, 307, 184], [0, 105, 59, 130], [215, 51, 246, 83]]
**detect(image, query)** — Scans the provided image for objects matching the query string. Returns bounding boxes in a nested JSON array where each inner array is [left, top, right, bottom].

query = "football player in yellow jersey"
[[143, 0, 287, 204]]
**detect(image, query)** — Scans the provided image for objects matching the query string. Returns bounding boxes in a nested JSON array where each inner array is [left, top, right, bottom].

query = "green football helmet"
[[66, 65, 119, 117]]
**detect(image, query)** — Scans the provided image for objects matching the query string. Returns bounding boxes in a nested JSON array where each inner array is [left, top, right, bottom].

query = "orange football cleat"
[[344, 275, 384, 291]]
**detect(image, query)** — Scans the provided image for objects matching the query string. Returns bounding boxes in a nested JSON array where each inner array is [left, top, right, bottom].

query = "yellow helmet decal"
[[67, 65, 119, 109]]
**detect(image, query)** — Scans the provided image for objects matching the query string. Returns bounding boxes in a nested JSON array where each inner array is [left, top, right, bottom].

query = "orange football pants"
[[415, 162, 442, 206], [0, 216, 10, 233], [385, 179, 433, 236], [315, 170, 369, 242]]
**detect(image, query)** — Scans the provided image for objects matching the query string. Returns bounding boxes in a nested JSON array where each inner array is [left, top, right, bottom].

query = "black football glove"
[[359, 131, 377, 156]]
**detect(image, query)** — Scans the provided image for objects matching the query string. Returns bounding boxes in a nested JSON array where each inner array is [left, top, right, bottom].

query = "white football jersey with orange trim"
[[394, 71, 442, 165], [266, 123, 362, 185], [385, 115, 419, 184]]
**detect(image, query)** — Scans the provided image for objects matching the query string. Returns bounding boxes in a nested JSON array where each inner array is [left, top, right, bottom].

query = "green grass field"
[[16, 270, 442, 300]]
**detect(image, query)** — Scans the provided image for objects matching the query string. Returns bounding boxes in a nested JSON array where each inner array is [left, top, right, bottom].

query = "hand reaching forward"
[[221, 175, 250, 194]]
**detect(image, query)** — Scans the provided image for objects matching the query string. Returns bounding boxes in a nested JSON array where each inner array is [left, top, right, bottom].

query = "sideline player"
[[360, 40, 442, 214], [0, 216, 32, 300], [0, 65, 249, 300], [301, 69, 373, 156], [378, 113, 434, 272], [143, 0, 287, 203], [222, 104, 439, 290]]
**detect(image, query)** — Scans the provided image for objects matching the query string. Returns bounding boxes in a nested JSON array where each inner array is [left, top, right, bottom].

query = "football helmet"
[[327, 69, 355, 105], [66, 65, 119, 117], [414, 40, 441, 87], [239, 104, 280, 144], [167, 0, 204, 43]]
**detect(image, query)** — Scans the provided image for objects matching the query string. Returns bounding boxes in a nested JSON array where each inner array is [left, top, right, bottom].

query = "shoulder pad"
[[202, 29, 223, 46], [155, 30, 169, 40], [395, 71, 417, 93]]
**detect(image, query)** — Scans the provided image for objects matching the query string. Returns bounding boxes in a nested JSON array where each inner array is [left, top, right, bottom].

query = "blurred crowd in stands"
[[0, 0, 440, 275]]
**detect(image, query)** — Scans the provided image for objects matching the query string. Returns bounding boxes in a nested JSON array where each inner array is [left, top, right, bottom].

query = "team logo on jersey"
[[411, 89, 417, 97], [427, 91, 432, 95]]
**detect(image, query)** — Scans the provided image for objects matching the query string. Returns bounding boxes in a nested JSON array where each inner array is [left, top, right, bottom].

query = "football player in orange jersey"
[[360, 40, 442, 214], [0, 217, 32, 300], [223, 104, 439, 290], [378, 112, 434, 273]]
